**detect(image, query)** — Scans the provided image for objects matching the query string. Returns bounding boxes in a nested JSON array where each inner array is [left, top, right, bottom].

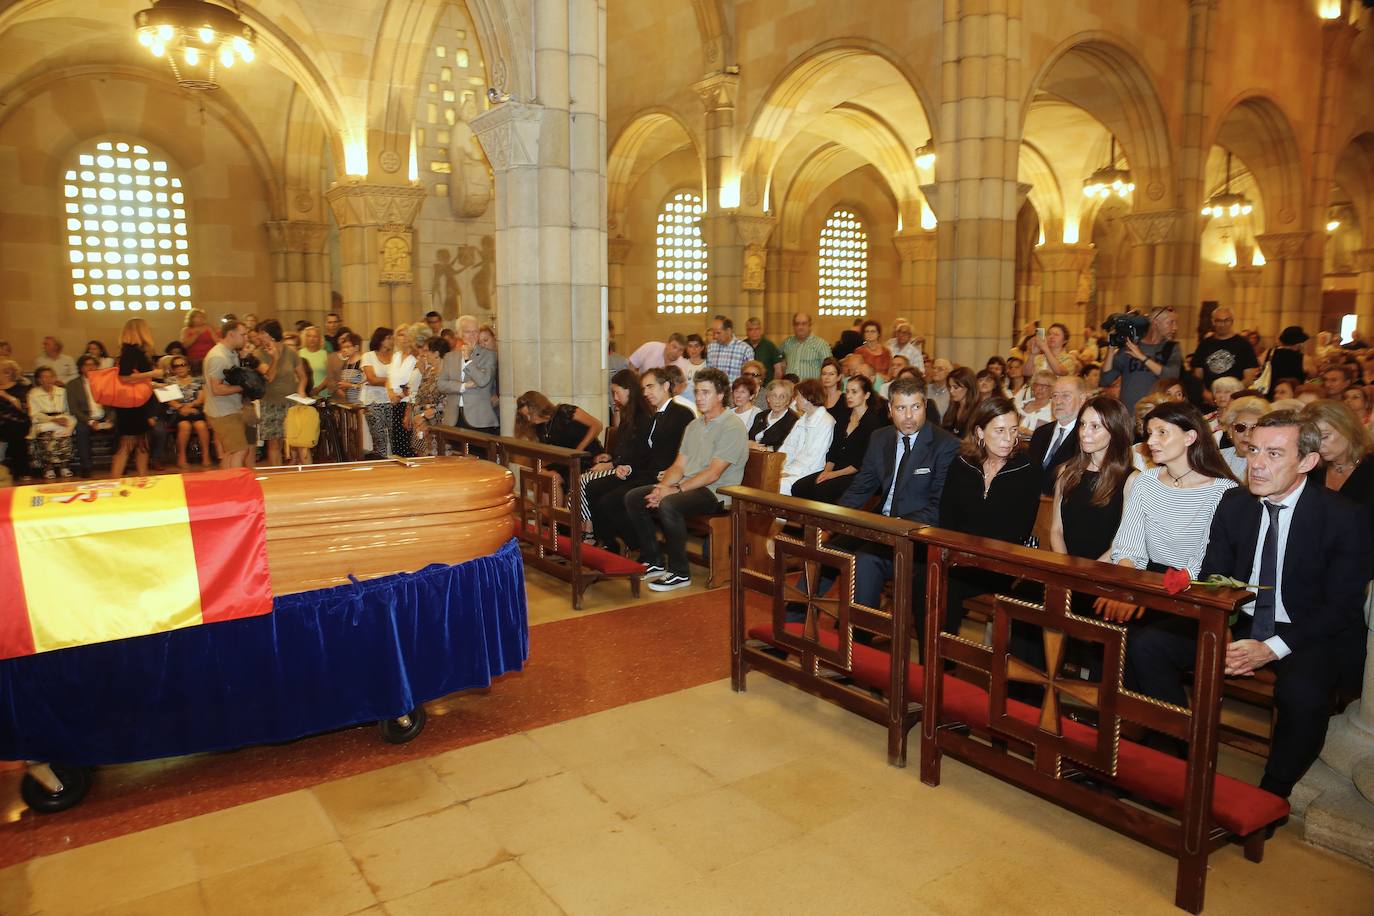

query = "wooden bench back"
[[743, 449, 785, 493]]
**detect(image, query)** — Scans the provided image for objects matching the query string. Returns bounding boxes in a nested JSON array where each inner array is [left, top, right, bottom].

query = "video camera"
[[1101, 310, 1152, 348]]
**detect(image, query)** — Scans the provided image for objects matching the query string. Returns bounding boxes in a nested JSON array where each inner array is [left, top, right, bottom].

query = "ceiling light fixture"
[[1201, 151, 1253, 219], [914, 138, 935, 172], [134, 0, 255, 91], [1082, 136, 1134, 200]]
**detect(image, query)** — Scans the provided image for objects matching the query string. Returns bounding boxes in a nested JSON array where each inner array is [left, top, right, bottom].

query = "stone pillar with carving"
[[607, 237, 632, 347], [1255, 233, 1312, 337], [264, 220, 330, 330], [933, 2, 1022, 368], [735, 212, 775, 325], [470, 0, 609, 430], [324, 182, 427, 334], [694, 72, 742, 324], [1226, 266, 1263, 332], [1353, 249, 1374, 339], [1033, 244, 1096, 333], [892, 231, 938, 342]]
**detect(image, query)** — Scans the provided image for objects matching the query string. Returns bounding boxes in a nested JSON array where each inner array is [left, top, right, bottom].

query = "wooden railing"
[[719, 485, 925, 767], [724, 485, 1283, 914], [323, 401, 368, 463]]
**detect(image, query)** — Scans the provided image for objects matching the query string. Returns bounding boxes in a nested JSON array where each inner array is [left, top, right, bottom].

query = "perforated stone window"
[[63, 140, 192, 312], [818, 208, 868, 317], [655, 191, 708, 314]]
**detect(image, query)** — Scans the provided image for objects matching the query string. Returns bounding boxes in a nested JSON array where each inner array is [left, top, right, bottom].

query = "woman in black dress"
[[791, 375, 888, 505], [747, 380, 798, 450], [941, 366, 980, 438], [931, 396, 1043, 642], [111, 318, 164, 478], [515, 390, 603, 453], [1262, 326, 1312, 398], [0, 358, 32, 480], [1050, 396, 1140, 562]]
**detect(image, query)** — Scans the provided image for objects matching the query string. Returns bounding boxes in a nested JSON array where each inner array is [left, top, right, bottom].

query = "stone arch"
[[1209, 93, 1306, 231], [1333, 132, 1374, 245], [607, 109, 702, 231], [688, 0, 732, 70], [777, 145, 894, 249], [1020, 34, 1174, 212], [1017, 141, 1064, 240], [736, 39, 936, 215]]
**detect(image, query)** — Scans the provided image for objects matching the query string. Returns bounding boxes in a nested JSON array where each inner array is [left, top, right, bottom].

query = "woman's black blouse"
[[748, 409, 797, 449], [938, 452, 1042, 544], [1058, 469, 1128, 560], [825, 405, 888, 471], [538, 403, 602, 454]]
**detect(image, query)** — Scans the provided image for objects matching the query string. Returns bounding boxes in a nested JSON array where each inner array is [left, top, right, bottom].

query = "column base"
[[1290, 757, 1374, 868]]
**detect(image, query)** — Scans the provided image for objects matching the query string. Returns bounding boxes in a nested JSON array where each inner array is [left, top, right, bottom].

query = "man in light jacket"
[[439, 314, 498, 434]]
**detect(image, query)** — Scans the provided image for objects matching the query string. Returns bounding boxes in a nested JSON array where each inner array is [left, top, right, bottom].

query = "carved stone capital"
[[1254, 232, 1312, 262], [264, 220, 329, 255], [1122, 210, 1187, 247], [692, 71, 739, 113], [607, 236, 633, 265], [892, 230, 937, 263], [1228, 265, 1263, 288], [1034, 243, 1097, 274], [1352, 249, 1374, 274], [470, 100, 545, 171], [325, 182, 427, 230], [733, 212, 775, 248]]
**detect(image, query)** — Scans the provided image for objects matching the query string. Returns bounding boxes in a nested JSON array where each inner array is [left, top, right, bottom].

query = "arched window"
[[655, 190, 708, 314], [63, 139, 192, 313], [818, 208, 867, 317]]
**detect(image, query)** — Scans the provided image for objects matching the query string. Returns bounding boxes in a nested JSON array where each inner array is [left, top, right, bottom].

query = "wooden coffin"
[[256, 457, 515, 595]]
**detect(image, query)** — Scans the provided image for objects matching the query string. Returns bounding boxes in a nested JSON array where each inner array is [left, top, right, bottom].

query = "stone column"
[[1033, 244, 1096, 332], [471, 0, 608, 430], [324, 182, 428, 334], [607, 236, 632, 343], [933, 1, 1022, 368], [1226, 266, 1263, 331], [1171, 0, 1217, 330], [1255, 233, 1312, 336], [774, 248, 807, 330], [735, 212, 776, 325], [694, 72, 742, 324], [264, 220, 330, 330], [1353, 249, 1374, 338], [893, 230, 938, 341]]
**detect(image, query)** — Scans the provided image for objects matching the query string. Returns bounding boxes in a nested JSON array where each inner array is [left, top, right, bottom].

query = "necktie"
[[647, 410, 660, 448], [1044, 425, 1068, 468], [884, 435, 913, 516], [1251, 500, 1285, 641]]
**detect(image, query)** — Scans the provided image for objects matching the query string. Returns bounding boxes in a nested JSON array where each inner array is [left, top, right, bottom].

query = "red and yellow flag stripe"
[[0, 469, 272, 659]]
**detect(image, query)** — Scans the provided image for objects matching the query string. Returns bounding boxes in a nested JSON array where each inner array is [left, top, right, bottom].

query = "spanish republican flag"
[[0, 469, 272, 660]]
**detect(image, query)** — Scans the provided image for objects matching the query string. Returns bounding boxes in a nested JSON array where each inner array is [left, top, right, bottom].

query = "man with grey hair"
[[886, 319, 926, 372], [926, 357, 953, 417], [35, 336, 77, 385], [1127, 410, 1371, 803], [780, 312, 831, 380], [1028, 374, 1088, 493], [438, 314, 497, 434]]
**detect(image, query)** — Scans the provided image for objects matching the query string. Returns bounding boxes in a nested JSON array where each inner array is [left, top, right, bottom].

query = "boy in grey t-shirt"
[[622, 367, 748, 591]]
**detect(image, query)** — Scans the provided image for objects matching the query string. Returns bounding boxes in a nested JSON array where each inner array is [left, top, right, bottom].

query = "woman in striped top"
[[1099, 401, 1237, 621]]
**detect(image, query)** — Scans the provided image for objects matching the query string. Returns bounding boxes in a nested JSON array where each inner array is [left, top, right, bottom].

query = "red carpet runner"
[[0, 588, 764, 869]]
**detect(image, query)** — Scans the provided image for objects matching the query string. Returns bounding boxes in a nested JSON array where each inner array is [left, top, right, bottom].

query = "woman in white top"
[[386, 324, 418, 457], [730, 377, 761, 431], [1016, 369, 1055, 436], [674, 334, 709, 387], [1099, 400, 1238, 621], [778, 379, 836, 495], [27, 366, 75, 479], [360, 326, 394, 457]]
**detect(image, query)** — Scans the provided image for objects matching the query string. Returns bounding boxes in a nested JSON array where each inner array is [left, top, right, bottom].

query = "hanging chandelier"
[[1201, 151, 1253, 219], [1082, 136, 1134, 200], [133, 0, 256, 91]]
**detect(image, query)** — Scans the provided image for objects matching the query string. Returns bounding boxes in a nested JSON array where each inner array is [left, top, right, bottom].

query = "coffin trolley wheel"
[[21, 763, 93, 814], [378, 705, 427, 744]]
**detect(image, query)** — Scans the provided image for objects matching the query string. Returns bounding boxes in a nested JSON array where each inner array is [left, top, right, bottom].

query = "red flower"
[[1162, 568, 1191, 595]]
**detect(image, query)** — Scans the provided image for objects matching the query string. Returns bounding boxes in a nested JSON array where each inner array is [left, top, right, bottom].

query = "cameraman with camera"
[[1100, 306, 1183, 412]]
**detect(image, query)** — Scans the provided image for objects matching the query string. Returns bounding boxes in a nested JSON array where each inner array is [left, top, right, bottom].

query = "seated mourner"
[[1125, 410, 1372, 800], [622, 367, 748, 592]]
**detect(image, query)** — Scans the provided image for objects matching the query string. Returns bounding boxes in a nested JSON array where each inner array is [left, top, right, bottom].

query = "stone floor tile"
[[518, 823, 699, 916], [344, 804, 507, 902], [466, 772, 621, 855], [200, 842, 376, 916], [311, 760, 458, 837], [382, 860, 562, 916], [426, 732, 563, 802], [570, 745, 720, 818], [634, 785, 800, 874], [525, 705, 659, 770], [184, 789, 338, 878], [24, 821, 197, 914]]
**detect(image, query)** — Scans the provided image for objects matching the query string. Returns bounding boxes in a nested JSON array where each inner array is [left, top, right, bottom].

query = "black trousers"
[[586, 473, 650, 550], [1125, 615, 1356, 797], [623, 485, 722, 576], [789, 471, 854, 505]]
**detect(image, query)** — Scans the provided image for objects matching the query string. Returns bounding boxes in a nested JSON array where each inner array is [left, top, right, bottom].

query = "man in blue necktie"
[[1126, 410, 1371, 801]]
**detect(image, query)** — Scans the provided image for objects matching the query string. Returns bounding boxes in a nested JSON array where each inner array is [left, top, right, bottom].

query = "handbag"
[[87, 366, 152, 409], [224, 364, 266, 401], [1254, 348, 1274, 394]]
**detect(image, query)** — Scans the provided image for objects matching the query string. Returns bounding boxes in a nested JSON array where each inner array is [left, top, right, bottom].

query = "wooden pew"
[[430, 425, 646, 609], [725, 485, 1287, 914], [684, 449, 785, 587]]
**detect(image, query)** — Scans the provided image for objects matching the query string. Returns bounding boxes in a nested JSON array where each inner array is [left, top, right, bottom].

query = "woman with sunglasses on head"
[[1099, 401, 1237, 622], [164, 353, 212, 469]]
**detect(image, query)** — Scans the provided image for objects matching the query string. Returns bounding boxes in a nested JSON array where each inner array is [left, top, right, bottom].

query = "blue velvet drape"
[[0, 538, 527, 765]]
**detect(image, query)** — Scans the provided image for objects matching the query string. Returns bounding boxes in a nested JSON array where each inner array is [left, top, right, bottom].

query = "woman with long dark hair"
[[941, 366, 980, 438], [1051, 396, 1139, 562], [819, 358, 844, 417], [515, 390, 603, 452], [1101, 401, 1237, 621], [361, 326, 394, 457]]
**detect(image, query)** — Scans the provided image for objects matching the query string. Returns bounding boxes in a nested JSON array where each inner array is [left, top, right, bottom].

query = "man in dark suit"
[[1126, 411, 1372, 799], [799, 377, 959, 613], [1027, 375, 1086, 495]]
